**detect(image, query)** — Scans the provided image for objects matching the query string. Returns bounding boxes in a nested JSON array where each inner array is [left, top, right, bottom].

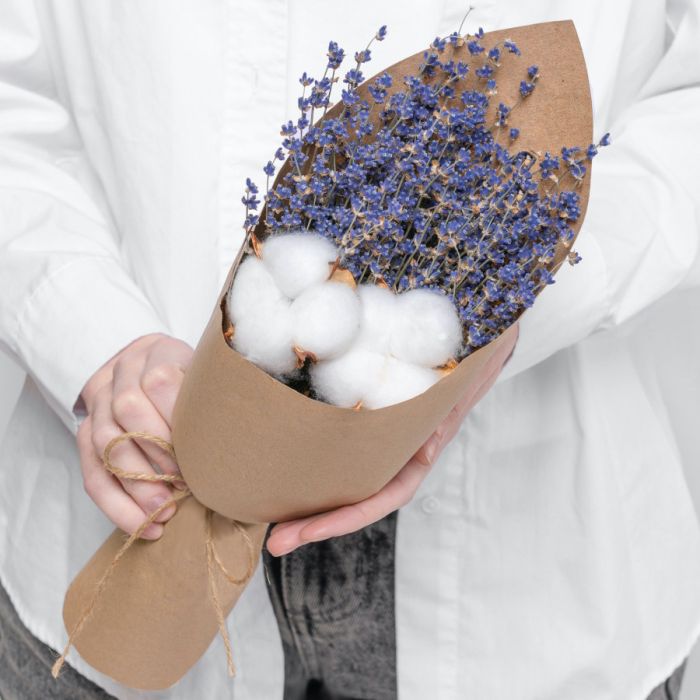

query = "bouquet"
[[228, 24, 607, 409], [58, 19, 603, 690]]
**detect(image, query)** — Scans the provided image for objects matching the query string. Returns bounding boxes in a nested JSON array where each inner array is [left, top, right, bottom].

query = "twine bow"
[[51, 431, 255, 679]]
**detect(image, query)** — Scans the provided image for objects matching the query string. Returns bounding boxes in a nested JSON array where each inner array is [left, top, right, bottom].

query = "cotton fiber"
[[262, 231, 339, 299], [390, 288, 462, 367], [227, 256, 286, 322], [291, 281, 361, 359], [227, 257, 297, 375], [363, 358, 441, 409], [356, 284, 398, 353], [310, 346, 387, 408]]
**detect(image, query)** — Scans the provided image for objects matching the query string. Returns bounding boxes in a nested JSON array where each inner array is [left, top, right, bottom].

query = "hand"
[[78, 333, 193, 540], [266, 324, 519, 556]]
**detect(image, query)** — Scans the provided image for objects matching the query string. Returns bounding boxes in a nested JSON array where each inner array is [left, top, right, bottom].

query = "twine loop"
[[52, 432, 255, 680]]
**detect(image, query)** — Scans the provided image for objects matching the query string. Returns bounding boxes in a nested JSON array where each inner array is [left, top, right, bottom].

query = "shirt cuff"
[[13, 256, 169, 434]]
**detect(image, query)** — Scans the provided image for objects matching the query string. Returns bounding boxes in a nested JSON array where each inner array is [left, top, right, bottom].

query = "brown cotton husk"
[[329, 266, 357, 288], [62, 20, 592, 689]]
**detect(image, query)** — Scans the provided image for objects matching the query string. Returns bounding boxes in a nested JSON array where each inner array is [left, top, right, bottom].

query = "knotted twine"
[[51, 431, 256, 679]]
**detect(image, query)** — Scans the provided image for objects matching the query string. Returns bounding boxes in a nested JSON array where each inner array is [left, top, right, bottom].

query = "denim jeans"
[[0, 581, 115, 699], [262, 512, 399, 700]]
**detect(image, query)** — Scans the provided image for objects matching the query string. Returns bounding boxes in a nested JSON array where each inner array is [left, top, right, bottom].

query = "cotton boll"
[[232, 305, 297, 376], [227, 256, 286, 323], [356, 284, 398, 353], [291, 282, 361, 359], [262, 231, 339, 299], [227, 257, 297, 376], [390, 288, 462, 367], [310, 346, 387, 408], [363, 358, 441, 409]]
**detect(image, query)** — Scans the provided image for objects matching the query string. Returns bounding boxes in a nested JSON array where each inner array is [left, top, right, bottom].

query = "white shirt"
[[1, 1, 699, 698]]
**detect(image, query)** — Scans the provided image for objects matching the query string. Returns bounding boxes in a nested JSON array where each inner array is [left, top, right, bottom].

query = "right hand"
[[267, 324, 518, 555], [77, 333, 194, 539]]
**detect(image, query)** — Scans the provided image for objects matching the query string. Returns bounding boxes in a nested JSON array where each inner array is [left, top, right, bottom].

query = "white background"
[[0, 347, 698, 697]]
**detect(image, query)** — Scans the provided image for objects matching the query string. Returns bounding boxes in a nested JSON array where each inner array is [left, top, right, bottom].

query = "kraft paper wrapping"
[[62, 21, 593, 689]]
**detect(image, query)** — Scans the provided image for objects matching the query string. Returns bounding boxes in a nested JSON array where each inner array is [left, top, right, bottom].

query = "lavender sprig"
[[243, 25, 610, 356]]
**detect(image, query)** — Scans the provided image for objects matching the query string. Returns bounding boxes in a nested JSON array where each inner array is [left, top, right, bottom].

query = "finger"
[[112, 359, 181, 478], [266, 514, 323, 556], [78, 417, 163, 539], [92, 384, 176, 522], [431, 359, 502, 454], [290, 455, 431, 550], [414, 331, 519, 467], [140, 339, 193, 426]]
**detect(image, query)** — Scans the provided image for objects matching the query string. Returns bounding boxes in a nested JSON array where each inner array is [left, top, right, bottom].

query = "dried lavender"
[[242, 24, 609, 356]]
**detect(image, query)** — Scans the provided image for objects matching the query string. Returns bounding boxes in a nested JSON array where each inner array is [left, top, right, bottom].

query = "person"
[[0, 1, 699, 699]]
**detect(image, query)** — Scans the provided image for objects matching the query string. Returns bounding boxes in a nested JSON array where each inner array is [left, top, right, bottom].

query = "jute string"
[[51, 431, 255, 679]]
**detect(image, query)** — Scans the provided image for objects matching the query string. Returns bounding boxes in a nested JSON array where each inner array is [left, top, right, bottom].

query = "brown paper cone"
[[63, 498, 267, 690], [62, 20, 592, 690]]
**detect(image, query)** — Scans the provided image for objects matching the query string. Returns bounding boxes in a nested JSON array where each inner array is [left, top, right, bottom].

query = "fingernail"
[[142, 523, 164, 540], [419, 435, 440, 465], [270, 543, 297, 557]]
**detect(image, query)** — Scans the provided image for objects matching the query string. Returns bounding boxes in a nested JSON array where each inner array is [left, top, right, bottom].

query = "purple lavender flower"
[[244, 24, 609, 356], [503, 39, 521, 55], [519, 80, 535, 97], [327, 41, 345, 69]]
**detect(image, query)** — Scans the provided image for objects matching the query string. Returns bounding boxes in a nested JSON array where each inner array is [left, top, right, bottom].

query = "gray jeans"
[[263, 513, 399, 700], [0, 563, 690, 699], [0, 581, 115, 699]]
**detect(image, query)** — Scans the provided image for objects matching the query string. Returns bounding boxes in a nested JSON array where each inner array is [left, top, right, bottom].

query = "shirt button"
[[421, 496, 441, 514]]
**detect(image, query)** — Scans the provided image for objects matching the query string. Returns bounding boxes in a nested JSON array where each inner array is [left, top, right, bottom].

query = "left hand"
[[266, 323, 519, 556]]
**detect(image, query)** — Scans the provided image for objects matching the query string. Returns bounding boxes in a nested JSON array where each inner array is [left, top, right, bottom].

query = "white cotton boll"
[[356, 284, 398, 353], [363, 358, 441, 409], [390, 288, 462, 368], [262, 231, 339, 299], [291, 282, 361, 359], [227, 257, 297, 376], [310, 346, 387, 408], [233, 307, 298, 376], [227, 256, 286, 322]]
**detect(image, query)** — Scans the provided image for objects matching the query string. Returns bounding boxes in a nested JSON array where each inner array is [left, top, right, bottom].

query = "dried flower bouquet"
[[229, 23, 608, 408], [61, 19, 600, 690]]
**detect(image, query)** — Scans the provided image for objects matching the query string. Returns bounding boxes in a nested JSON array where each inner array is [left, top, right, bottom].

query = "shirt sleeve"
[[499, 1, 700, 382], [0, 3, 169, 433]]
